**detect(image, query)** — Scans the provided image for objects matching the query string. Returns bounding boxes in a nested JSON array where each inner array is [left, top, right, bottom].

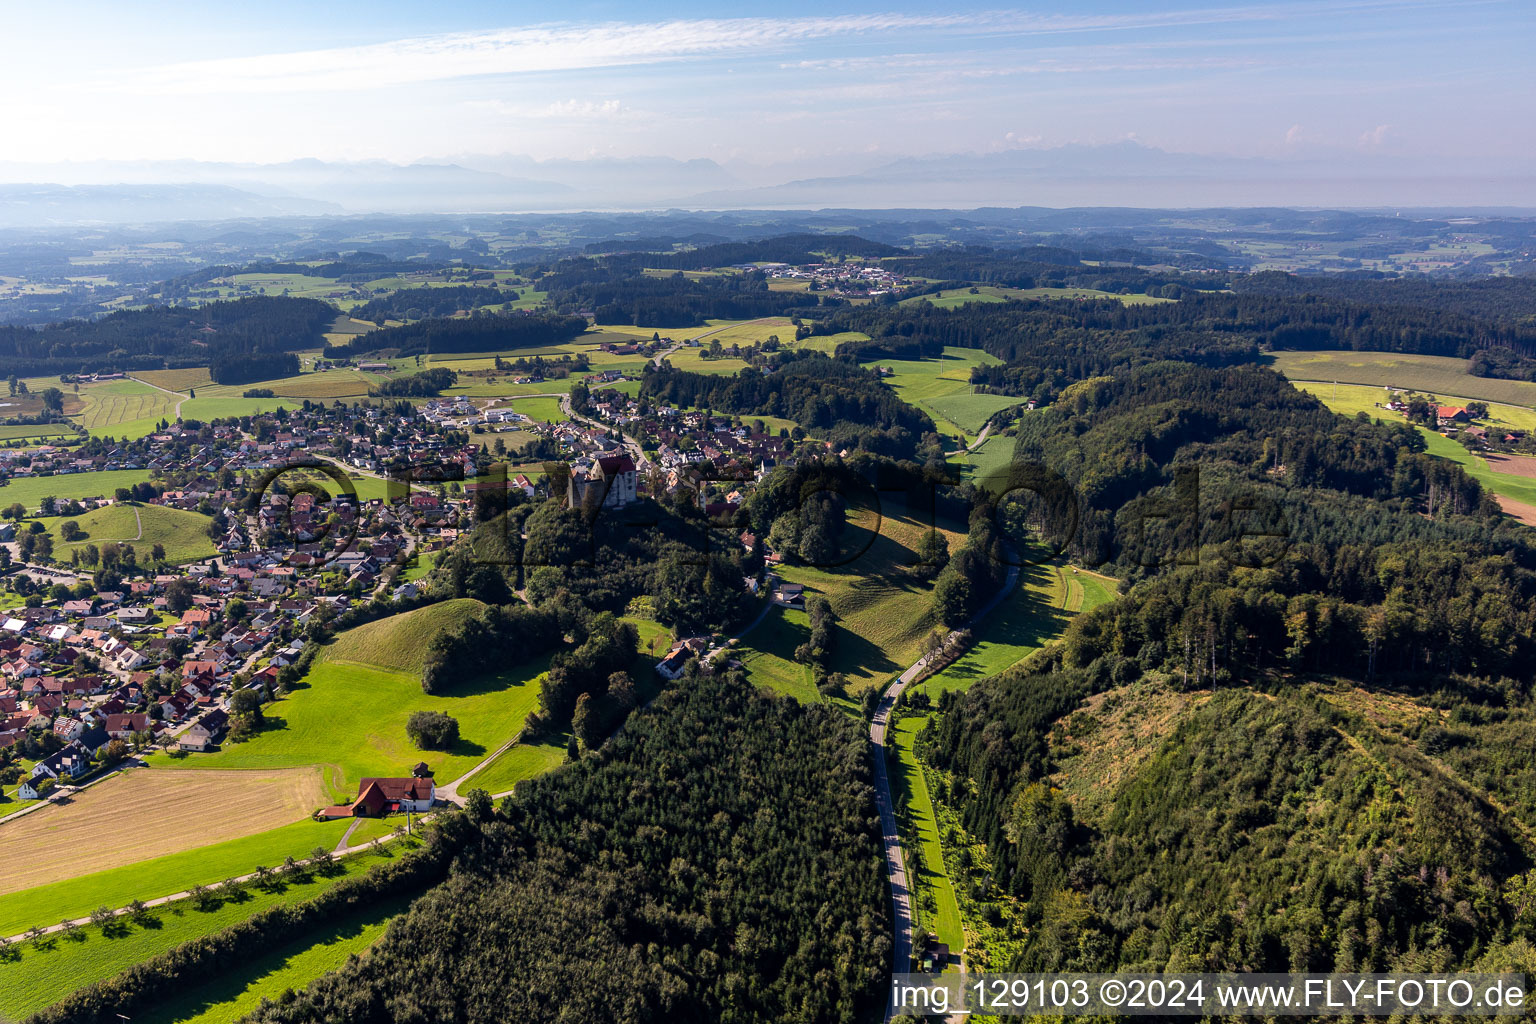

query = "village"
[[0, 377, 830, 819]]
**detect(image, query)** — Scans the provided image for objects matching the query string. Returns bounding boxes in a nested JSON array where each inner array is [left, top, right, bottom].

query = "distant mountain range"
[[0, 144, 1529, 226]]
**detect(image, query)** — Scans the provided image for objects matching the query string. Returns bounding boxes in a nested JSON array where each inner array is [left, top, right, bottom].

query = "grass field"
[[915, 565, 1115, 699], [1271, 349, 1536, 411], [136, 894, 408, 1024], [133, 368, 215, 392], [464, 734, 569, 796], [0, 468, 154, 511], [0, 768, 329, 894], [890, 714, 965, 953], [0, 853, 377, 1020], [789, 329, 869, 355], [903, 285, 1173, 308], [0, 424, 76, 441], [324, 598, 486, 675], [860, 347, 1011, 441], [152, 641, 553, 798], [764, 506, 968, 693], [33, 502, 215, 564], [509, 395, 567, 423], [75, 379, 180, 439], [0, 818, 353, 938]]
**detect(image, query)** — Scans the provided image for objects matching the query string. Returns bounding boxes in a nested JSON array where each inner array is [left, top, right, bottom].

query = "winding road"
[[870, 558, 1020, 1021]]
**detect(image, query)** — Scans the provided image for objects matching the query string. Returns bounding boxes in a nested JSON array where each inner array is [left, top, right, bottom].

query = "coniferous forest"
[[238, 671, 889, 1024]]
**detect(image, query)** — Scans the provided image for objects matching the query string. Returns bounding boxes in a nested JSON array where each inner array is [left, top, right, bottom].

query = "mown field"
[[0, 768, 329, 894], [1271, 349, 1536, 410], [0, 851, 377, 1020], [195, 368, 385, 402], [0, 818, 353, 938], [133, 368, 215, 392], [33, 502, 216, 564], [889, 713, 965, 953], [75, 378, 180, 439], [152, 621, 553, 797]]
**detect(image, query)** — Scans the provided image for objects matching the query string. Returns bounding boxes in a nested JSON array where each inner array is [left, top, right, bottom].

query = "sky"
[[1, 0, 1532, 178]]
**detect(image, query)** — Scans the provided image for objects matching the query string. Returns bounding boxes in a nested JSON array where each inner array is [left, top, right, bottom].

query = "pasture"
[[860, 346, 1007, 440], [152, 642, 554, 797], [464, 735, 569, 797], [1271, 349, 1536, 411], [769, 505, 969, 692], [35, 502, 216, 564], [0, 768, 329, 892], [136, 896, 406, 1024], [915, 565, 1115, 699], [0, 817, 353, 938]]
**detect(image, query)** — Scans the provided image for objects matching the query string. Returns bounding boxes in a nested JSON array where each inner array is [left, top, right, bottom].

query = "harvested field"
[[0, 767, 327, 894], [1483, 453, 1536, 480], [1497, 495, 1536, 527]]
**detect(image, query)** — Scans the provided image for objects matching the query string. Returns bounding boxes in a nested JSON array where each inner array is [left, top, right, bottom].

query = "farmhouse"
[[320, 764, 436, 817]]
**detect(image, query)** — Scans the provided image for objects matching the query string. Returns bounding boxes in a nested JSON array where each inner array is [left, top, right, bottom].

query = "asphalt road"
[[870, 558, 1020, 1021]]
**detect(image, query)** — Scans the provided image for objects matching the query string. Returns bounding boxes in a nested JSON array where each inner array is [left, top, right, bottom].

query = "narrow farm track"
[[128, 374, 188, 420]]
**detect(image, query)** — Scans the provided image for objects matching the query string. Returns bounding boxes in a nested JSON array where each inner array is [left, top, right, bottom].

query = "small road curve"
[[333, 818, 362, 854], [871, 558, 1020, 1021], [127, 374, 189, 421], [964, 421, 994, 453]]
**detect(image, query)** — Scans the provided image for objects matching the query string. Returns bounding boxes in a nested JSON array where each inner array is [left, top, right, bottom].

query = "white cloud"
[[117, 1, 1460, 95], [1359, 123, 1392, 147], [1285, 123, 1305, 144]]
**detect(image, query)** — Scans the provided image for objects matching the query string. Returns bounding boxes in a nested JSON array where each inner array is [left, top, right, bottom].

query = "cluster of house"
[[1376, 394, 1526, 446], [752, 261, 910, 297], [0, 564, 332, 793]]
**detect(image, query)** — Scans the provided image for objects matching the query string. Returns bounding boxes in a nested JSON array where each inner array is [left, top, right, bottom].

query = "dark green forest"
[[916, 356, 1536, 978], [0, 296, 333, 379], [237, 671, 889, 1024]]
